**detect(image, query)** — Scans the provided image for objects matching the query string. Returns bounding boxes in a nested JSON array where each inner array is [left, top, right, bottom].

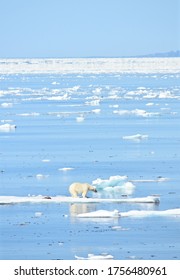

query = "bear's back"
[[69, 182, 89, 194]]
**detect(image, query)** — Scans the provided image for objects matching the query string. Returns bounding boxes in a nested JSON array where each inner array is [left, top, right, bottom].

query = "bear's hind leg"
[[70, 191, 78, 198]]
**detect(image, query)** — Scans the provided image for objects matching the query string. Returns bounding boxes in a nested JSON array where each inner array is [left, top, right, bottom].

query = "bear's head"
[[90, 185, 97, 193]]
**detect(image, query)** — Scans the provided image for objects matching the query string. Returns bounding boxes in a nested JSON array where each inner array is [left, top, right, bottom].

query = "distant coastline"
[[137, 50, 180, 58], [86, 50, 180, 59]]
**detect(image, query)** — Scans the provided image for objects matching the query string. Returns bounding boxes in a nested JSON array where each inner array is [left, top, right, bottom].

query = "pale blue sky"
[[0, 0, 179, 58]]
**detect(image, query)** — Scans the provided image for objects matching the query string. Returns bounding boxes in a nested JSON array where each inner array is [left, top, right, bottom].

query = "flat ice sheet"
[[0, 195, 160, 204], [75, 253, 114, 260], [0, 58, 179, 74], [77, 208, 180, 218]]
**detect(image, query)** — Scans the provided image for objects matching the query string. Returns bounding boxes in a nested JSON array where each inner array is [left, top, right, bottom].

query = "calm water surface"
[[0, 73, 180, 259]]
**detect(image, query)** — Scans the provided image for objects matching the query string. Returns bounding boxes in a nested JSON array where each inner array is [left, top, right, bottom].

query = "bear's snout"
[[93, 188, 97, 193]]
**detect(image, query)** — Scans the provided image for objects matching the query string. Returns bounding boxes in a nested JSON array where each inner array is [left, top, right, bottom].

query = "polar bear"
[[69, 182, 97, 198]]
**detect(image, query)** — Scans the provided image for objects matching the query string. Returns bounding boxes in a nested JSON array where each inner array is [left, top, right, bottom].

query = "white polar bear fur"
[[69, 182, 97, 198]]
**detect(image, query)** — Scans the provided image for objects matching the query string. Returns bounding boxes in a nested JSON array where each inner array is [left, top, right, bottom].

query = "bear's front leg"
[[82, 191, 88, 198]]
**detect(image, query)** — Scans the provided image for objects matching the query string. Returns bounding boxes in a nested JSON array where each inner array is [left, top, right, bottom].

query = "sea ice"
[[93, 175, 128, 187], [77, 209, 120, 218], [18, 112, 40, 117], [131, 177, 169, 183], [121, 208, 180, 218], [111, 226, 129, 231], [91, 109, 101, 114], [77, 208, 180, 218], [36, 174, 49, 179], [1, 102, 13, 108], [0, 58, 179, 74], [76, 115, 85, 122], [158, 91, 174, 99], [41, 159, 51, 162], [92, 175, 135, 195], [75, 253, 114, 260], [34, 212, 43, 217], [122, 134, 148, 141], [47, 93, 70, 101], [0, 123, 16, 132], [113, 109, 159, 117], [0, 195, 160, 204], [85, 99, 100, 106], [51, 81, 60, 85], [58, 167, 74, 171], [92, 87, 102, 94]]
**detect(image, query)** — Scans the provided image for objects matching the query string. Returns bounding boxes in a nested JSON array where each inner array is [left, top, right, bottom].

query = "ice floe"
[[0, 195, 160, 204], [51, 81, 60, 85], [18, 112, 40, 117], [1, 102, 13, 108], [34, 212, 43, 217], [92, 175, 135, 195], [131, 177, 169, 183], [121, 208, 180, 218], [77, 208, 180, 218], [78, 210, 120, 218], [41, 159, 51, 162], [46, 93, 70, 101], [109, 104, 119, 108], [75, 253, 114, 260], [113, 109, 160, 117], [111, 226, 129, 231], [36, 174, 49, 180], [92, 175, 128, 188], [58, 167, 74, 172], [122, 134, 148, 141], [92, 87, 102, 94], [76, 115, 85, 122], [85, 99, 101, 106], [158, 90, 175, 99], [91, 109, 101, 114], [0, 123, 16, 132]]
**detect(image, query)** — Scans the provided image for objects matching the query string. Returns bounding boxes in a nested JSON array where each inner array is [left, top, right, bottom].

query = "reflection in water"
[[69, 201, 160, 224], [141, 203, 160, 211], [69, 203, 121, 224], [70, 203, 97, 217]]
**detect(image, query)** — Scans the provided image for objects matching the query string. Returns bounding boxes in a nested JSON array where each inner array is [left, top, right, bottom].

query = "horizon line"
[[0, 50, 179, 60]]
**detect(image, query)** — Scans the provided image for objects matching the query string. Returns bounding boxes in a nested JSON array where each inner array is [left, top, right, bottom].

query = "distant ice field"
[[0, 58, 179, 74], [0, 58, 180, 259]]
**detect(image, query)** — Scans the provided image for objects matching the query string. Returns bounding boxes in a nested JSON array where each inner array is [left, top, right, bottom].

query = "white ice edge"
[[0, 195, 160, 204], [77, 208, 180, 218]]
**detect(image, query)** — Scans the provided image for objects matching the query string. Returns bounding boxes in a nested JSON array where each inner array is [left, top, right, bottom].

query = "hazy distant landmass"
[[87, 50, 180, 59], [138, 50, 180, 58]]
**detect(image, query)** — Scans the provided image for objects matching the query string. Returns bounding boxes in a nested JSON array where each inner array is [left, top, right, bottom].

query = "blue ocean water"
[[0, 72, 180, 259]]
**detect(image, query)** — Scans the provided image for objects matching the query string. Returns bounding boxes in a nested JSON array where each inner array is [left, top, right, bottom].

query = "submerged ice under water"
[[0, 58, 180, 260]]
